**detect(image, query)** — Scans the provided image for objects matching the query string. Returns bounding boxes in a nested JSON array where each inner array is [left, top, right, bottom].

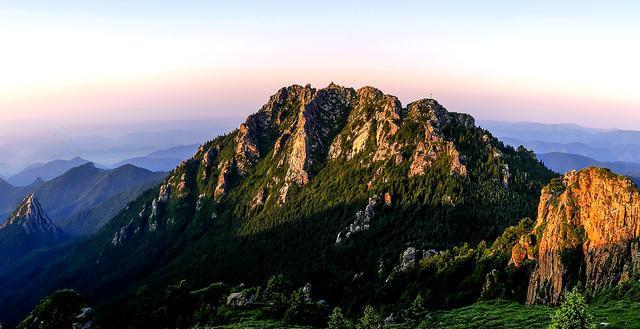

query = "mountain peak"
[[77, 162, 96, 169], [189, 84, 512, 207], [0, 194, 58, 235]]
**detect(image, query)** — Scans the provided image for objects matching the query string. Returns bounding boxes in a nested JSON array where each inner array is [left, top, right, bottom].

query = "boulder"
[[226, 291, 256, 308]]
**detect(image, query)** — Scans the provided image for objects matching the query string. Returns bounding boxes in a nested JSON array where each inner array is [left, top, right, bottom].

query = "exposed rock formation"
[[1, 194, 59, 236], [522, 168, 640, 305], [481, 269, 501, 299], [336, 194, 388, 244], [510, 234, 536, 268], [151, 184, 171, 220], [405, 99, 469, 177], [73, 307, 94, 329], [395, 247, 438, 272], [158, 183, 171, 203], [328, 86, 402, 162], [112, 220, 134, 246], [0, 194, 65, 267], [235, 123, 261, 175], [302, 283, 312, 302], [206, 84, 481, 206], [226, 290, 256, 308], [214, 161, 233, 200], [275, 84, 355, 202]]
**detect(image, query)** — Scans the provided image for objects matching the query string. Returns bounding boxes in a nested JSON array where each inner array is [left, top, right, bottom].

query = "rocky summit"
[[0, 193, 64, 268], [512, 167, 640, 305], [203, 83, 484, 207], [1, 193, 59, 236]]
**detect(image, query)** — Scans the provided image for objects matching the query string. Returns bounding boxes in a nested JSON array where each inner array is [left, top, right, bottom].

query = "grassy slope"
[[197, 322, 312, 329], [191, 299, 640, 329], [190, 309, 313, 329], [424, 299, 640, 329]]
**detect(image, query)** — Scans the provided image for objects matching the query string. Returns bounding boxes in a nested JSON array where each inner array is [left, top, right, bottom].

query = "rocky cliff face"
[[519, 167, 640, 304]]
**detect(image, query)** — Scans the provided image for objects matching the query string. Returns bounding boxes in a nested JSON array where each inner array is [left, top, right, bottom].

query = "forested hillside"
[[0, 84, 556, 328]]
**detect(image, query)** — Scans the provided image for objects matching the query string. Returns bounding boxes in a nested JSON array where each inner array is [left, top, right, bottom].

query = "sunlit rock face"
[[523, 167, 640, 305]]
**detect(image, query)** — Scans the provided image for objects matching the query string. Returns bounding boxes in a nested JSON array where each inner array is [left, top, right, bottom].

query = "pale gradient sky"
[[1, 0, 639, 131]]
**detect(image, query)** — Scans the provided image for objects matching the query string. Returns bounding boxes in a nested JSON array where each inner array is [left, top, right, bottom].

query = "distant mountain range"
[[480, 120, 640, 164], [0, 163, 166, 236], [4, 145, 197, 186], [110, 144, 198, 172], [538, 152, 640, 182], [0, 123, 232, 175], [478, 120, 609, 142], [6, 157, 90, 186]]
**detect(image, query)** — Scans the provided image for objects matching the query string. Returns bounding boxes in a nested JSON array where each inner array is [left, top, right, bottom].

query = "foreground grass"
[[192, 299, 640, 328], [190, 309, 313, 329], [424, 299, 640, 329], [590, 299, 640, 328], [425, 299, 552, 329], [199, 320, 313, 329]]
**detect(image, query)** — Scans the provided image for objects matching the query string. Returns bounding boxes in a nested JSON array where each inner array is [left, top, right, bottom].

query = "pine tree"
[[549, 287, 596, 329], [328, 307, 352, 329], [284, 288, 306, 324], [404, 293, 428, 323], [356, 305, 383, 329], [262, 274, 291, 317]]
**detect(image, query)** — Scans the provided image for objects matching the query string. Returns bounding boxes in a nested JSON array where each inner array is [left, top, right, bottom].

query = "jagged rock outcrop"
[[214, 161, 233, 200], [522, 168, 640, 305], [0, 194, 65, 267], [158, 183, 171, 203], [481, 269, 501, 299], [111, 220, 134, 246], [328, 86, 402, 162], [235, 123, 261, 175], [273, 84, 356, 203], [190, 84, 482, 206], [336, 194, 388, 244], [405, 99, 469, 177], [395, 247, 439, 272], [302, 283, 312, 302], [0, 194, 59, 235]]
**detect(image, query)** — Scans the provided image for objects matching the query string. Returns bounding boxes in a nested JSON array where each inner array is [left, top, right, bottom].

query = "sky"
[[1, 0, 639, 132]]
